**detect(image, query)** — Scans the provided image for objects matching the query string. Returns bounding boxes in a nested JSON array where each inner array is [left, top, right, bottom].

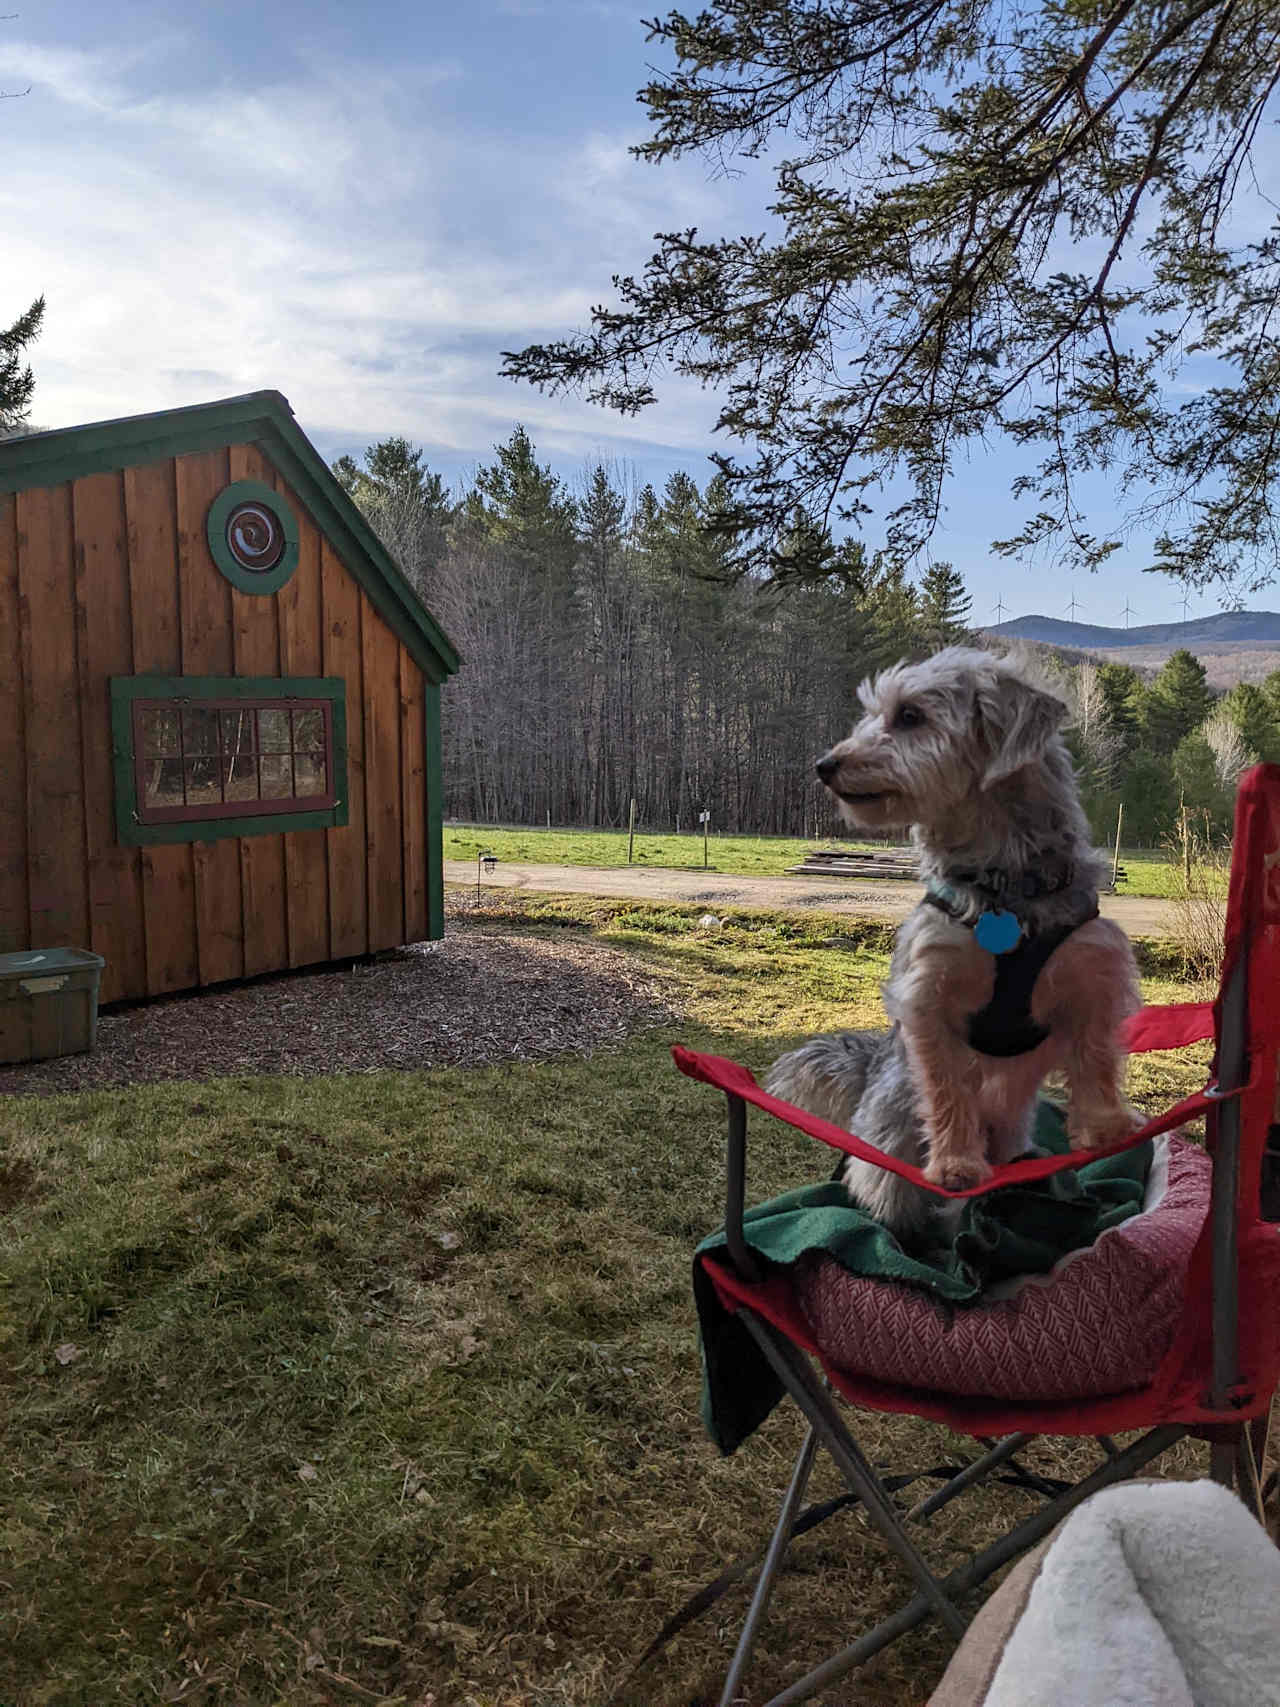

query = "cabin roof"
[[0, 390, 459, 681]]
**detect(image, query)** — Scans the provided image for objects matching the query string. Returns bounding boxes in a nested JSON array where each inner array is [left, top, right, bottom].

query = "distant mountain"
[[985, 610, 1280, 650]]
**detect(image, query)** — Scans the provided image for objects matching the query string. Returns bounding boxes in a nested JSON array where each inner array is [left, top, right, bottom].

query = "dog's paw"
[[923, 1150, 993, 1192], [1067, 1105, 1143, 1152]]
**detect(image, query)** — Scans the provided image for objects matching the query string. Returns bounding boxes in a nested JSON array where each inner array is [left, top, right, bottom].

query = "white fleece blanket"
[[933, 1481, 1280, 1707]]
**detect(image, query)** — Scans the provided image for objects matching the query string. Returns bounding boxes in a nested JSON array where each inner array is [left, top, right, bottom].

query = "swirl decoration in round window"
[[226, 501, 286, 572], [207, 479, 300, 594]]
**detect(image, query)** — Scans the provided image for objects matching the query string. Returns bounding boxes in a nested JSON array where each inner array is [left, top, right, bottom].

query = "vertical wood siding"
[[0, 441, 437, 1003], [18, 482, 90, 949], [400, 646, 428, 944], [0, 493, 28, 954], [363, 594, 404, 950], [126, 460, 199, 994], [73, 471, 145, 1002], [321, 537, 368, 959]]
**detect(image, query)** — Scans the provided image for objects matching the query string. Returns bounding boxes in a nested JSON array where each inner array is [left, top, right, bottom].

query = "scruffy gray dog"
[[767, 646, 1141, 1236]]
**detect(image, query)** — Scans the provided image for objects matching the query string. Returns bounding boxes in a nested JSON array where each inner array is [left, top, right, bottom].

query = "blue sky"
[[0, 0, 1249, 627]]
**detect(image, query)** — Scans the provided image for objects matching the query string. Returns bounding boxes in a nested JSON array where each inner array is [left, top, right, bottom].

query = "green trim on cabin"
[[110, 674, 349, 847], [206, 478, 300, 595], [425, 680, 444, 941], [0, 391, 460, 683]]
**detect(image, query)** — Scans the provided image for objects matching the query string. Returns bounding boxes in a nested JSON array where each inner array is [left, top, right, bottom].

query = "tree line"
[[335, 430, 971, 837], [1062, 651, 1280, 847], [336, 429, 1275, 847]]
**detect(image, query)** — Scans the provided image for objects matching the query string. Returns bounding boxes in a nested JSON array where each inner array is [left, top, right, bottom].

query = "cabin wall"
[[0, 442, 437, 1004]]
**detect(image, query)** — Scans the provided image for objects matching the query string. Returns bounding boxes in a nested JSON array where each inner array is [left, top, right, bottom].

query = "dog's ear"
[[976, 669, 1068, 787]]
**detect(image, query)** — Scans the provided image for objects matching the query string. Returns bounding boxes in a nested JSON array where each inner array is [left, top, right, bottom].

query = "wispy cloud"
[[2, 29, 745, 483]]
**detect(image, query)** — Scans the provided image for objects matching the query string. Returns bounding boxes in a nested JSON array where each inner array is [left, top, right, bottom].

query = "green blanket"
[[695, 1101, 1152, 1453]]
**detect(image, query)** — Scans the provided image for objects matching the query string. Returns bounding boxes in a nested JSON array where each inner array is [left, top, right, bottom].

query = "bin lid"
[[0, 947, 106, 974]]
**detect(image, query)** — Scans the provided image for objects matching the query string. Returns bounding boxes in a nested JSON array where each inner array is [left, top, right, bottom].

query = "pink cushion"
[[795, 1137, 1209, 1401]]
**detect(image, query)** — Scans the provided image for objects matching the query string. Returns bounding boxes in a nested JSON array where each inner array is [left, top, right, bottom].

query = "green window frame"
[[110, 675, 348, 846], [206, 479, 300, 594]]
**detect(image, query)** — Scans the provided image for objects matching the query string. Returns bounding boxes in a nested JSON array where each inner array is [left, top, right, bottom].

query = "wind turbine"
[[1064, 588, 1084, 622], [1121, 600, 1137, 628], [1180, 585, 1193, 623], [993, 596, 1008, 625]]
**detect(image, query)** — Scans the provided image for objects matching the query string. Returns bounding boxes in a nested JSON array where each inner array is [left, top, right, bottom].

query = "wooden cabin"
[[0, 391, 460, 1005]]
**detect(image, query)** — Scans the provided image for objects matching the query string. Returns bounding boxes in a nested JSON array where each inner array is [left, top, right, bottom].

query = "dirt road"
[[444, 860, 1181, 936]]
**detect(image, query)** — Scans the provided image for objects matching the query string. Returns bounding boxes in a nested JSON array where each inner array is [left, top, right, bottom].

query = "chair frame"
[[687, 768, 1280, 1707]]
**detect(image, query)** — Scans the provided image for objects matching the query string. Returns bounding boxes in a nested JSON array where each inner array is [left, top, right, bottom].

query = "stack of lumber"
[[788, 846, 921, 880]]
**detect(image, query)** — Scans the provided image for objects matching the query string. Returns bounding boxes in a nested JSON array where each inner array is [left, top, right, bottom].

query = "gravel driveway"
[[445, 859, 1182, 936], [0, 919, 677, 1098]]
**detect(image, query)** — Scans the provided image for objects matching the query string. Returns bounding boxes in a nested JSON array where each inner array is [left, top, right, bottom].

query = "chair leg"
[[1249, 1401, 1272, 1481], [759, 1424, 1188, 1707], [906, 1434, 1033, 1522], [1210, 1436, 1237, 1489], [718, 1426, 819, 1707], [1235, 1429, 1266, 1524], [743, 1315, 969, 1640]]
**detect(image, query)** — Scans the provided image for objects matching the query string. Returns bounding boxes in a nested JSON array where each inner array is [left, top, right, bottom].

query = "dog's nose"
[[815, 753, 839, 783]]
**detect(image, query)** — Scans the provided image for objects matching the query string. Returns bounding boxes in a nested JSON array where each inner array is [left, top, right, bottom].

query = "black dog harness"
[[922, 865, 1099, 1060]]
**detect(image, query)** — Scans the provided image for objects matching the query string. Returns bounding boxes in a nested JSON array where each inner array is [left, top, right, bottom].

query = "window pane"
[[293, 708, 323, 749], [260, 754, 294, 799], [140, 705, 181, 758], [220, 707, 257, 757], [182, 706, 220, 757], [258, 708, 291, 753], [183, 756, 223, 805], [222, 752, 260, 802], [130, 687, 339, 826], [293, 752, 328, 797], [143, 756, 184, 809]]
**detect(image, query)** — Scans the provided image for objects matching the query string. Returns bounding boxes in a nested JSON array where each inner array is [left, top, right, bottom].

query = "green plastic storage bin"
[[0, 948, 106, 1065]]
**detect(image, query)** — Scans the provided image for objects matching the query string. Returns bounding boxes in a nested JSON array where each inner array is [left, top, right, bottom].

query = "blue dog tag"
[[974, 909, 1023, 954]]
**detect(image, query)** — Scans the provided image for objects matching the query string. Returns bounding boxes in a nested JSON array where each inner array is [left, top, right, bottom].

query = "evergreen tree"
[[918, 562, 972, 648], [1119, 752, 1180, 845], [1173, 731, 1236, 832], [1, 296, 44, 432], [1137, 651, 1213, 758], [1095, 662, 1144, 759], [1220, 681, 1278, 764], [467, 425, 577, 578], [331, 436, 450, 597]]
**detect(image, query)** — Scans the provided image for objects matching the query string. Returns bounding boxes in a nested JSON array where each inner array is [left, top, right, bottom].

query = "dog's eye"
[[894, 704, 925, 730]]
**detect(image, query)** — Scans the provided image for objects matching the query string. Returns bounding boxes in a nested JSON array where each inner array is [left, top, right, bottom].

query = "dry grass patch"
[[1, 901, 1212, 1706]]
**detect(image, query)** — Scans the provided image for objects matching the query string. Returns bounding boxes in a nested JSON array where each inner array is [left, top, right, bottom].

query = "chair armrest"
[[1122, 1002, 1214, 1053], [674, 1044, 1224, 1201], [722, 1093, 763, 1283]]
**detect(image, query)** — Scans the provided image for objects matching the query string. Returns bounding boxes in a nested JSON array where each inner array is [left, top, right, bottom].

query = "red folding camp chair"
[[676, 764, 1280, 1707]]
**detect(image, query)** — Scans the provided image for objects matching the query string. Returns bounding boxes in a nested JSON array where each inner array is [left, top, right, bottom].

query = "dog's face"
[[815, 647, 1068, 833]]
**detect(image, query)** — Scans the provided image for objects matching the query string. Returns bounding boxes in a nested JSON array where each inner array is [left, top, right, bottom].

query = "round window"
[[226, 500, 286, 572], [207, 479, 300, 594]]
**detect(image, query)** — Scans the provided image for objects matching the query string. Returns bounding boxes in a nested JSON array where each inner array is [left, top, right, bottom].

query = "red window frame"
[[131, 696, 337, 825]]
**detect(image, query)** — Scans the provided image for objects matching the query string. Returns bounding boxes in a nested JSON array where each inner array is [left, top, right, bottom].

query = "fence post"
[[1182, 803, 1192, 892], [628, 798, 636, 865], [703, 808, 709, 869], [1111, 801, 1124, 890]]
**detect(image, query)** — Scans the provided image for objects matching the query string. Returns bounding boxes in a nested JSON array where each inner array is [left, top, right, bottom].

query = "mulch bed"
[[0, 916, 678, 1097]]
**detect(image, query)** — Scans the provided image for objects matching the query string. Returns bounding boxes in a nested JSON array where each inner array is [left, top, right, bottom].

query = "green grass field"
[[445, 823, 1194, 899], [2, 900, 1212, 1707]]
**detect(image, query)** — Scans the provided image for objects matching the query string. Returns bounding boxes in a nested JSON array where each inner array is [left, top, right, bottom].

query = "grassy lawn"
[[2, 900, 1211, 1707], [445, 823, 1195, 900], [444, 823, 826, 878]]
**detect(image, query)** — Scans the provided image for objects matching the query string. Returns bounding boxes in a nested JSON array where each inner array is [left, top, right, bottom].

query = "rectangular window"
[[111, 676, 348, 846]]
